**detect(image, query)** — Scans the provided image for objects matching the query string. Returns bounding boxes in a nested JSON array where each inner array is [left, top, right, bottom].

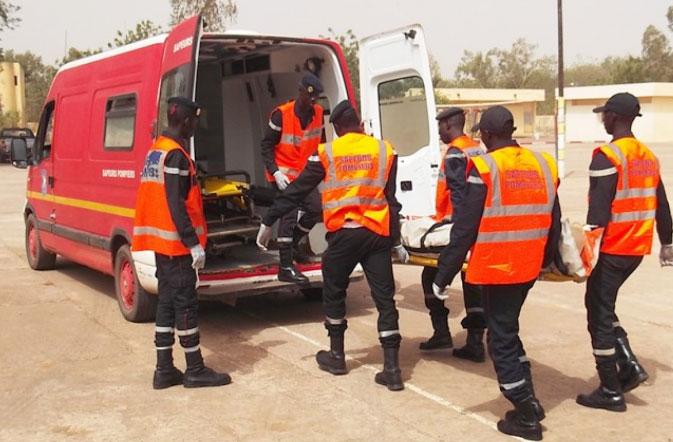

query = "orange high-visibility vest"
[[466, 146, 558, 285], [265, 100, 324, 182], [318, 133, 394, 236], [132, 136, 207, 256], [434, 135, 484, 221], [595, 138, 659, 256]]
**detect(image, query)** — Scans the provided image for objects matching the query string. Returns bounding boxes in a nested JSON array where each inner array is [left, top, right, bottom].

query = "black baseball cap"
[[473, 105, 516, 134], [329, 100, 357, 124], [592, 92, 642, 117], [168, 96, 201, 117], [435, 106, 464, 121], [299, 73, 324, 98]]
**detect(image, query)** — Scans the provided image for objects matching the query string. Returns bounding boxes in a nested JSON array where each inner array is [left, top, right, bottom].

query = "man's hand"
[[392, 244, 410, 263], [432, 283, 449, 301], [660, 244, 673, 267], [190, 244, 206, 270], [256, 224, 273, 250], [273, 171, 290, 190]]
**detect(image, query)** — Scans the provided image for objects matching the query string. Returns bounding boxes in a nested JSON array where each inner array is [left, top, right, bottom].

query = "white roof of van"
[[58, 34, 168, 73]]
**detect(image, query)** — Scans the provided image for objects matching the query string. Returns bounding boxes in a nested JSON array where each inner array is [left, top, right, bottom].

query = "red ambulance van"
[[16, 16, 439, 322]]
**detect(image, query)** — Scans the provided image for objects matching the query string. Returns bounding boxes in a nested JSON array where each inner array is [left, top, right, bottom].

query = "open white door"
[[359, 24, 439, 218]]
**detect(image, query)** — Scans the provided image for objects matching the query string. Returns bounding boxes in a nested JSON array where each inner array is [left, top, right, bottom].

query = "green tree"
[[1, 50, 56, 122], [640, 24, 672, 81], [170, 0, 237, 32], [454, 49, 498, 88], [57, 47, 102, 66], [322, 28, 360, 104], [108, 20, 162, 48], [0, 1, 19, 33]]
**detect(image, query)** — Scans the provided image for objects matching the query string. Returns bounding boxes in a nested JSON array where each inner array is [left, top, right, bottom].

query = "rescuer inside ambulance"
[[433, 106, 561, 441], [575, 92, 673, 412], [260, 73, 325, 284], [133, 97, 231, 389], [418, 107, 486, 362], [256, 100, 410, 391]]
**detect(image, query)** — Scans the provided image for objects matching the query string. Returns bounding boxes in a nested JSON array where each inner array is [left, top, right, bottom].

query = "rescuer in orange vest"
[[133, 96, 230, 390], [256, 100, 410, 391], [418, 107, 486, 363], [576, 93, 673, 412], [260, 73, 325, 284], [433, 106, 561, 441]]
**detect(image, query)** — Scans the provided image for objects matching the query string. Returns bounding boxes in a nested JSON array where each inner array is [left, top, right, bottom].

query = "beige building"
[[0, 62, 26, 126], [435, 88, 546, 138], [562, 82, 673, 143]]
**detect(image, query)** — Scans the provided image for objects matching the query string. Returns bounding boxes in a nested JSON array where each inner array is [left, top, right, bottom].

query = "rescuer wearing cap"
[[433, 106, 561, 440], [576, 92, 673, 412], [133, 96, 231, 389], [260, 73, 326, 284], [418, 106, 487, 363], [256, 100, 410, 391]]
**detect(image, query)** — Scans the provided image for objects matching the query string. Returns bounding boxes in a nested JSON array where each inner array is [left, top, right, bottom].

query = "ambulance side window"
[[35, 101, 55, 162], [377, 76, 429, 156], [104, 94, 137, 151], [157, 65, 191, 135]]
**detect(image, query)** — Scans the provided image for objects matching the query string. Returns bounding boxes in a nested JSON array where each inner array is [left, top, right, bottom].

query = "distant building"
[[0, 62, 26, 126], [434, 88, 546, 138], [562, 82, 673, 143]]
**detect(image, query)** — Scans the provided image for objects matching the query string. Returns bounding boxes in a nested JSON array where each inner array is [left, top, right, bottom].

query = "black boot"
[[576, 357, 625, 412], [616, 335, 649, 393], [153, 349, 183, 390], [452, 328, 485, 362], [183, 349, 232, 388], [419, 312, 452, 351], [506, 363, 545, 421], [497, 397, 543, 441], [375, 346, 404, 391], [278, 244, 309, 284], [316, 321, 348, 375], [292, 228, 313, 263]]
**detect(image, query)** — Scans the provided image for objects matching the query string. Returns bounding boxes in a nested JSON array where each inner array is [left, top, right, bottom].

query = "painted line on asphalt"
[[242, 310, 499, 434]]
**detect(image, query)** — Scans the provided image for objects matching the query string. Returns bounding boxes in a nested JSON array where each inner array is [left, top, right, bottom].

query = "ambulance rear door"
[[157, 14, 203, 156], [359, 24, 439, 217]]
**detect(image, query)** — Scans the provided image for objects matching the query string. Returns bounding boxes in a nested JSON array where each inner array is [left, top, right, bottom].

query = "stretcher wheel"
[[114, 244, 156, 323], [25, 213, 56, 270]]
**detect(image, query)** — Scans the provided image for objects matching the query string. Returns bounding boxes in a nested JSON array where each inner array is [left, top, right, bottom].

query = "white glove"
[[256, 224, 273, 250], [392, 244, 410, 263], [660, 244, 673, 267], [432, 283, 449, 301], [273, 170, 290, 190], [190, 244, 206, 270]]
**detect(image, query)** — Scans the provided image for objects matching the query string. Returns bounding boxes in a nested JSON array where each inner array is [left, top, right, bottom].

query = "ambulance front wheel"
[[114, 244, 157, 323], [25, 213, 56, 270]]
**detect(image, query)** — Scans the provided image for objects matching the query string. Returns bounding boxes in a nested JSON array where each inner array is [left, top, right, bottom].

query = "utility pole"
[[556, 0, 566, 177]]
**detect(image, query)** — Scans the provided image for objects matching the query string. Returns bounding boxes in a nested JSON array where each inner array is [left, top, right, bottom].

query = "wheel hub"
[[120, 260, 136, 309]]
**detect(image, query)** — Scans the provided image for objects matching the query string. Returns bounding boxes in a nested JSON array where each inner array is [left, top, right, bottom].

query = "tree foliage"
[[170, 0, 237, 32], [321, 28, 360, 104], [0, 1, 19, 34], [108, 20, 162, 48]]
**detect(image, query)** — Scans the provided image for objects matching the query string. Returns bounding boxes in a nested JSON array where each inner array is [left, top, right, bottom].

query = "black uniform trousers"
[[276, 186, 322, 242], [585, 253, 643, 354], [421, 266, 485, 329], [154, 253, 200, 351], [321, 227, 400, 347], [482, 280, 536, 404]]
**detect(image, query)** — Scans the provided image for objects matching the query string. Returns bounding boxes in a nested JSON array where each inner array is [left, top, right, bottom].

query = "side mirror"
[[10, 138, 28, 169]]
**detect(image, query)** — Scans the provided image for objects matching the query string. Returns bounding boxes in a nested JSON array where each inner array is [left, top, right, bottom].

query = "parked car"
[[0, 127, 35, 163]]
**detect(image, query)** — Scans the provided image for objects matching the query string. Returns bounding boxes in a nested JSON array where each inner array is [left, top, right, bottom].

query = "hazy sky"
[[3, 0, 672, 77]]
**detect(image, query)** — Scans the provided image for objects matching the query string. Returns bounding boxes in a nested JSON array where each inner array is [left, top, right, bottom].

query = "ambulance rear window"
[[104, 94, 137, 150]]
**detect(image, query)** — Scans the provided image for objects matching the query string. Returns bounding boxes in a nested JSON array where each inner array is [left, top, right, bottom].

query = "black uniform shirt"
[[588, 146, 672, 245], [162, 134, 200, 249], [434, 144, 562, 287], [260, 101, 324, 176], [444, 145, 471, 221], [262, 147, 403, 245]]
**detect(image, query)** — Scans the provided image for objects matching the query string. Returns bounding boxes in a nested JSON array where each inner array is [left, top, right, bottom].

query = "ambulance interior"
[[186, 35, 350, 270]]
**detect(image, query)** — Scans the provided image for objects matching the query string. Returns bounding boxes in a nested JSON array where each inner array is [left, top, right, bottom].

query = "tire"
[[25, 213, 56, 270], [301, 287, 323, 302], [114, 244, 157, 323]]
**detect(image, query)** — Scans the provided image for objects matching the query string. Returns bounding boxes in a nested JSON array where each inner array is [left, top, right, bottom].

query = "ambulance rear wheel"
[[114, 244, 156, 323], [25, 213, 56, 270]]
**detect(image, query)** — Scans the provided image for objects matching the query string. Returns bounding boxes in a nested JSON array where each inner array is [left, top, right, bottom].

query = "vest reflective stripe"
[[466, 146, 557, 285], [265, 100, 323, 182], [597, 139, 659, 256], [318, 134, 393, 236], [133, 225, 205, 240]]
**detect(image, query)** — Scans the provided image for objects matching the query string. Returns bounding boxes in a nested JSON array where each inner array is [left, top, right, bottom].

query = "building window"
[[104, 94, 136, 150]]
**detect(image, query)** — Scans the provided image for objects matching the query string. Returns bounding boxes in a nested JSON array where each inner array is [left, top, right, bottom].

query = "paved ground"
[[1, 142, 672, 441]]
